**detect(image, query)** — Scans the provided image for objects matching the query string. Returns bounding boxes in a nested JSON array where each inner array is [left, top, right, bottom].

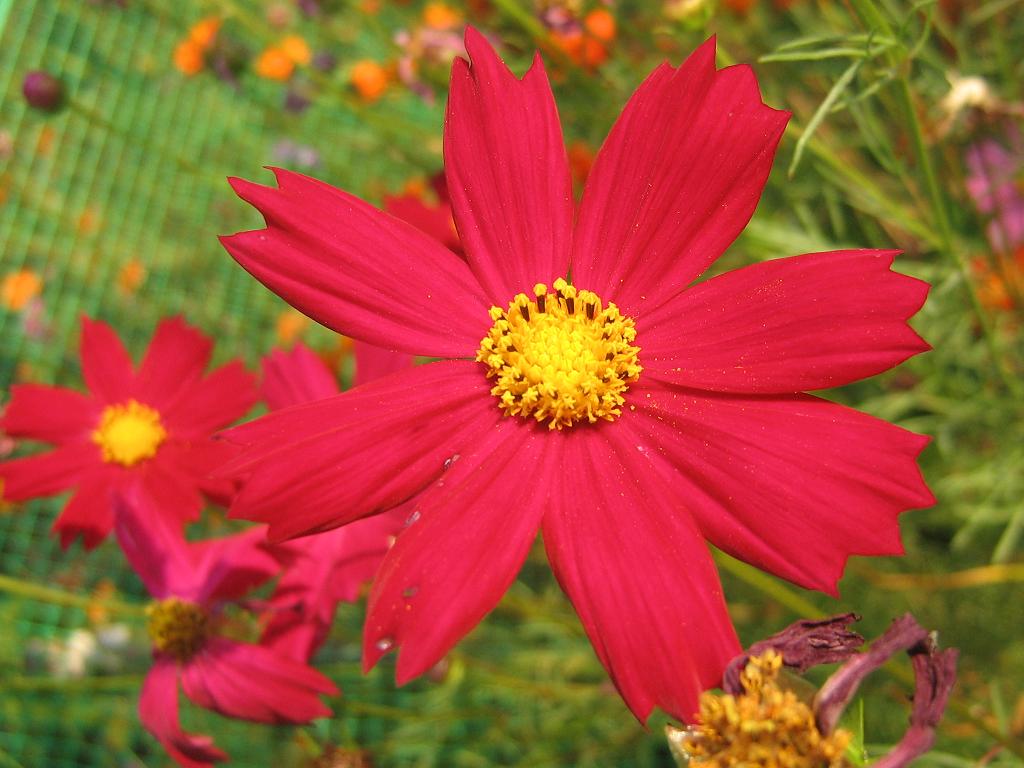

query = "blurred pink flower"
[[117, 488, 337, 767], [257, 342, 405, 661], [0, 317, 256, 548]]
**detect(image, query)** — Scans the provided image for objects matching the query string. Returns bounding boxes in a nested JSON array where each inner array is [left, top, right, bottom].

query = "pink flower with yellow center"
[[114, 489, 337, 767], [219, 30, 934, 722], [0, 316, 257, 548]]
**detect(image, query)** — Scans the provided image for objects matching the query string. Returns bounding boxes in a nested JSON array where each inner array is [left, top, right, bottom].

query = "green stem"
[[713, 551, 825, 618], [5, 674, 144, 692], [0, 574, 147, 617], [849, 0, 1021, 395], [892, 77, 1021, 397], [0, 746, 27, 768]]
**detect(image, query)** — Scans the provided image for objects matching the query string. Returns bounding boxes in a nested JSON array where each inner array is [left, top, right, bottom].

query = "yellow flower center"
[[477, 279, 642, 430], [92, 400, 167, 467], [679, 651, 853, 768], [146, 598, 210, 661]]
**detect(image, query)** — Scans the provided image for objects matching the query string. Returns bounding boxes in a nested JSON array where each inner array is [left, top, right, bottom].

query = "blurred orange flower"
[[1, 269, 42, 311], [173, 40, 205, 76], [350, 60, 389, 101], [281, 35, 312, 66], [117, 259, 146, 295], [423, 2, 462, 29], [256, 47, 295, 81], [973, 246, 1024, 311], [550, 8, 617, 69], [174, 16, 220, 76], [584, 8, 616, 41], [276, 309, 311, 344], [188, 17, 221, 49]]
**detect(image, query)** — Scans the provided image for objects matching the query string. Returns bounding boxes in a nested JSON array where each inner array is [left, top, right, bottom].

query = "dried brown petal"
[[723, 613, 864, 695]]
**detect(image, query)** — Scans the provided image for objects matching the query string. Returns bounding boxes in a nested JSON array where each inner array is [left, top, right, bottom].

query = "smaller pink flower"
[[0, 316, 257, 548], [258, 342, 405, 661], [116, 487, 338, 767]]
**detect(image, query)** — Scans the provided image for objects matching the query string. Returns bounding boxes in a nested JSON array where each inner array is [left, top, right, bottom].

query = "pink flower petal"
[[164, 360, 258, 437], [0, 384, 98, 444], [181, 638, 336, 724], [363, 417, 549, 682], [192, 526, 281, 605], [0, 442, 97, 500], [444, 27, 573, 303], [221, 168, 488, 358], [263, 511, 398, 661], [572, 38, 789, 316], [113, 485, 195, 599], [139, 656, 228, 768], [52, 470, 116, 550], [80, 316, 137, 403], [261, 343, 338, 410], [223, 360, 499, 542], [161, 438, 240, 505], [354, 341, 415, 388], [140, 455, 205, 528], [629, 380, 934, 595], [541, 426, 740, 723], [641, 250, 930, 393], [383, 193, 462, 255], [136, 317, 213, 412]]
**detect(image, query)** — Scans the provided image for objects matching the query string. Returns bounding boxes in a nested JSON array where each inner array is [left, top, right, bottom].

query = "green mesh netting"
[[0, 2, 438, 764]]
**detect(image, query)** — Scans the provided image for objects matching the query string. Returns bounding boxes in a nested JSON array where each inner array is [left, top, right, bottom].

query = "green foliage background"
[[0, 0, 1022, 766]]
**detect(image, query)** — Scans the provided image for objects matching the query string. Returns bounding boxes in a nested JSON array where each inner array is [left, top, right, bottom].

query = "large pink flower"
[[258, 342, 404, 661], [0, 316, 256, 548], [219, 30, 934, 722], [116, 488, 338, 767]]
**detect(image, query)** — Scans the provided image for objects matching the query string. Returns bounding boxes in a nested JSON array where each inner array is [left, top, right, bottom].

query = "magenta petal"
[[223, 361, 499, 541], [541, 426, 740, 723], [642, 250, 930, 393], [0, 384, 98, 443], [140, 455, 205, 528], [363, 417, 548, 682], [0, 442, 97, 500], [444, 27, 573, 302], [353, 341, 415, 388], [193, 526, 282, 604], [181, 638, 337, 724], [383, 193, 462, 255], [114, 485, 195, 599], [629, 381, 934, 595], [136, 317, 213, 411], [221, 168, 488, 358], [164, 360, 258, 437], [80, 316, 137, 403], [572, 39, 789, 315], [263, 512, 398, 661], [52, 470, 116, 550], [261, 343, 338, 410], [139, 656, 228, 768]]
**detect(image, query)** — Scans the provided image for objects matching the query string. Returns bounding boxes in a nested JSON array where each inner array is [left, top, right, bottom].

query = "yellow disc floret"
[[92, 400, 167, 467], [477, 279, 641, 430], [681, 651, 852, 768], [146, 598, 210, 661]]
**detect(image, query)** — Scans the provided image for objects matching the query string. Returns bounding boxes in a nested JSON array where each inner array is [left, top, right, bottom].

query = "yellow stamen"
[[477, 279, 641, 430], [92, 400, 167, 467], [146, 598, 210, 661], [680, 651, 852, 768]]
